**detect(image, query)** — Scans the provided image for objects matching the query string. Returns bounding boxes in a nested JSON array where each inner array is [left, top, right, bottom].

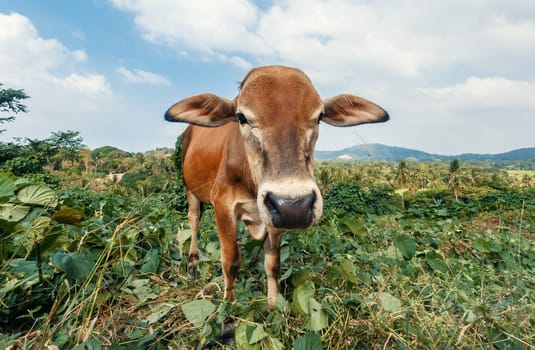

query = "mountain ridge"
[[315, 144, 535, 161]]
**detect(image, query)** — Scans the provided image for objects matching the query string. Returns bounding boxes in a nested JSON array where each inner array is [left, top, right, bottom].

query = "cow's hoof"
[[188, 264, 200, 279], [220, 318, 236, 346]]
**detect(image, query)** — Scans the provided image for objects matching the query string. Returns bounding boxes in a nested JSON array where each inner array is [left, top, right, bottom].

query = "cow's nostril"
[[264, 192, 281, 223], [264, 192, 316, 229]]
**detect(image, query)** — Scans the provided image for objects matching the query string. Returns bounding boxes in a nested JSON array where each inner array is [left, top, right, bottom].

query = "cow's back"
[[182, 124, 231, 204]]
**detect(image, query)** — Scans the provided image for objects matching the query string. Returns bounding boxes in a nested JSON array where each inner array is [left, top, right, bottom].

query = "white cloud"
[[117, 66, 171, 85], [109, 0, 535, 82], [61, 73, 113, 96], [421, 77, 535, 111], [0, 12, 110, 96], [0, 12, 116, 145], [72, 49, 88, 62], [110, 0, 264, 54]]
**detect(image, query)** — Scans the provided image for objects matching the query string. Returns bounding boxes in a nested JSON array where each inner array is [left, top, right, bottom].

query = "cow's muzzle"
[[264, 192, 316, 229]]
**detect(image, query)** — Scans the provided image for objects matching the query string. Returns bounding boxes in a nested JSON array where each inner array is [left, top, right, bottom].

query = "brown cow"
[[165, 65, 388, 341]]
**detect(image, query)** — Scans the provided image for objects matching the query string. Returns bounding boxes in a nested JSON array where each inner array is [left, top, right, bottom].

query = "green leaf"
[[306, 298, 329, 331], [343, 218, 366, 235], [394, 234, 417, 259], [292, 280, 315, 316], [292, 268, 312, 287], [266, 337, 284, 350], [181, 300, 216, 327], [425, 251, 448, 273], [473, 237, 500, 253], [140, 248, 160, 274], [9, 259, 38, 273], [0, 176, 15, 199], [336, 258, 358, 283], [294, 333, 323, 350], [52, 252, 95, 280], [124, 279, 158, 302], [236, 322, 260, 350], [384, 246, 404, 261], [145, 302, 177, 325], [177, 228, 192, 256], [0, 203, 30, 222], [463, 309, 477, 324], [17, 184, 58, 207], [378, 292, 401, 312], [274, 293, 289, 312], [246, 324, 268, 345]]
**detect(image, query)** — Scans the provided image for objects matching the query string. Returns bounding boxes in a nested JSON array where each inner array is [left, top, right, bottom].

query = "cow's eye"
[[236, 112, 248, 125], [317, 112, 325, 124]]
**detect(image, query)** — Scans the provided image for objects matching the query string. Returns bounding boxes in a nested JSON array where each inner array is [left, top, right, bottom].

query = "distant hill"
[[315, 144, 535, 161]]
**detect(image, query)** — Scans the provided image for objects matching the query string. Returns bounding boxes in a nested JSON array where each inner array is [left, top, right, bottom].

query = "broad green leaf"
[[141, 248, 160, 274], [0, 203, 30, 222], [473, 237, 500, 253], [52, 207, 83, 227], [343, 218, 366, 235], [265, 337, 284, 350], [177, 228, 192, 256], [0, 176, 15, 199], [145, 302, 177, 324], [292, 280, 315, 316], [378, 292, 401, 312], [306, 298, 329, 331], [384, 246, 404, 261], [425, 251, 448, 273], [463, 309, 477, 324], [236, 322, 260, 350], [17, 184, 58, 207], [394, 234, 417, 259], [292, 268, 312, 287], [246, 324, 268, 345], [280, 244, 290, 264], [336, 258, 358, 283], [124, 279, 158, 302], [28, 216, 52, 238], [52, 252, 95, 280], [294, 333, 323, 350], [181, 300, 216, 327], [274, 293, 289, 312], [9, 259, 38, 273]]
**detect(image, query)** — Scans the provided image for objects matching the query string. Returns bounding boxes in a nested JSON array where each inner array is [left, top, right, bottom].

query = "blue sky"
[[1, 1, 534, 155]]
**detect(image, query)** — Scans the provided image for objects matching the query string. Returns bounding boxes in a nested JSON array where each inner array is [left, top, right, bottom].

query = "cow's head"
[[165, 66, 388, 230]]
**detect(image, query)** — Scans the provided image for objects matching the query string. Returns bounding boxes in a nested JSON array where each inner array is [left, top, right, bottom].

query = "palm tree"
[[396, 160, 409, 188], [448, 159, 461, 201]]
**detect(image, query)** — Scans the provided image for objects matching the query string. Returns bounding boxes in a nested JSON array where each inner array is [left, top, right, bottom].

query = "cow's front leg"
[[186, 192, 201, 278], [264, 229, 283, 307], [215, 215, 242, 300], [214, 205, 241, 344]]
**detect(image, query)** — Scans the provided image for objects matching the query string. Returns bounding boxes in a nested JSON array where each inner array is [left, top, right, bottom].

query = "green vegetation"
[[0, 133, 534, 349]]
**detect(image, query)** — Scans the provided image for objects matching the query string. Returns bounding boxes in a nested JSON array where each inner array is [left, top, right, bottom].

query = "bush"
[[323, 182, 396, 217]]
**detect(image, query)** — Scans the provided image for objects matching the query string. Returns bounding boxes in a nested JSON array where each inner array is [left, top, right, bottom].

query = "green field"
[[1, 140, 534, 349]]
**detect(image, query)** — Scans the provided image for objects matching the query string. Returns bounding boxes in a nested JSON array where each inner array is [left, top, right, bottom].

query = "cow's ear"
[[322, 94, 389, 127], [165, 93, 236, 127]]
